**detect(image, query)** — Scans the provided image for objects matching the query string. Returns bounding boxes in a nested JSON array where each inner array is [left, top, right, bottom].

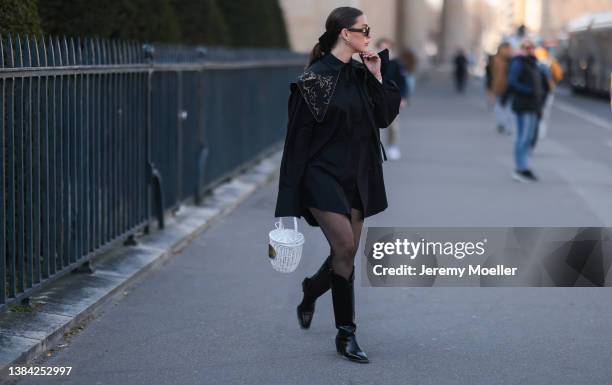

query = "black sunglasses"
[[346, 25, 370, 37]]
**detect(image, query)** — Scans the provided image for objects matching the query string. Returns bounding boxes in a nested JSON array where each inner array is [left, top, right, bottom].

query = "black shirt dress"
[[274, 49, 402, 228], [301, 55, 372, 224]]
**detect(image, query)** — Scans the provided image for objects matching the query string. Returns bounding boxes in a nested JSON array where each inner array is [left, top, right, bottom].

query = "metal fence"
[[0, 33, 307, 310]]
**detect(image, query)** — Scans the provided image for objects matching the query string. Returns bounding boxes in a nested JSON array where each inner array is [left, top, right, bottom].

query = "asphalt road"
[[11, 73, 612, 385]]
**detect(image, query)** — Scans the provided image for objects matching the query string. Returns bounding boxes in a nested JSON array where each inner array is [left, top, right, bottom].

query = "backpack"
[[550, 60, 563, 83]]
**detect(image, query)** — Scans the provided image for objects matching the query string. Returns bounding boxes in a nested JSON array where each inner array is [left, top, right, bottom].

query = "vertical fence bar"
[[15, 34, 25, 293], [49, 36, 57, 276], [119, 40, 124, 233], [77, 37, 84, 256], [135, 45, 141, 227], [40, 35, 50, 279], [6, 33, 16, 299], [0, 35, 5, 304], [60, 36, 72, 268], [136, 43, 142, 225], [69, 37, 79, 264], [103, 38, 109, 243], [91, 38, 97, 249], [176, 72, 182, 204], [136, 43, 142, 227], [70, 37, 78, 262], [82, 38, 91, 255], [125, 42, 131, 232], [138, 67, 144, 226], [23, 35, 35, 288], [56, 36, 65, 271], [107, 40, 112, 241], [31, 35, 41, 284], [94, 37, 101, 250], [117, 40, 123, 237], [125, 47, 132, 231], [197, 70, 205, 199], [77, 37, 85, 259], [110, 40, 116, 241], [118, 41, 125, 236], [92, 37, 98, 251], [103, 39, 110, 245], [145, 45, 152, 231], [52, 36, 59, 272], [99, 40, 110, 245], [88, 42, 94, 248], [68, 37, 77, 265], [115, 41, 121, 239], [129, 51, 136, 229]]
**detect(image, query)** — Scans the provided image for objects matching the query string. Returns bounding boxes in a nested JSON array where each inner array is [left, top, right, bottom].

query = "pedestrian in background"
[[529, 56, 551, 150], [376, 37, 408, 160], [491, 42, 514, 134], [506, 24, 527, 53], [453, 49, 468, 93], [484, 52, 495, 111], [533, 42, 563, 143], [401, 48, 417, 98], [507, 38, 544, 182]]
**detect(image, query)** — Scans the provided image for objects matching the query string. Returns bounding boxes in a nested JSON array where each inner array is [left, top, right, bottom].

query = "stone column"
[[396, 0, 430, 71], [439, 0, 468, 62]]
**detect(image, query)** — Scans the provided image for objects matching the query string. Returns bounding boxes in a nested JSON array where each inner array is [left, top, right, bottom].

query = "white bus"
[[567, 11, 612, 96]]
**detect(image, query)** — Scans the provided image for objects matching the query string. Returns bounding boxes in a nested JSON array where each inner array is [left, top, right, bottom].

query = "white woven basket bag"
[[268, 217, 305, 273]]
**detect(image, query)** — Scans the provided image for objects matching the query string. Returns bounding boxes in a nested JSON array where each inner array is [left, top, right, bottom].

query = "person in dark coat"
[[273, 6, 401, 363], [507, 38, 544, 182], [375, 37, 408, 160], [453, 49, 468, 93]]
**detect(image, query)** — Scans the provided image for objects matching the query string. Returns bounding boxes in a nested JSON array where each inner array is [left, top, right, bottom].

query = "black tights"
[[307, 207, 364, 280]]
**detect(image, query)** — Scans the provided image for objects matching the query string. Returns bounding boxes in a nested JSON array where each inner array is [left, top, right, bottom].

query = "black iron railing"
[[0, 34, 306, 309]]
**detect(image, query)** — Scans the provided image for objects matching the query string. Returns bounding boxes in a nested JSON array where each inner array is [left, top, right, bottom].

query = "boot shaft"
[[302, 254, 332, 301], [330, 267, 356, 329]]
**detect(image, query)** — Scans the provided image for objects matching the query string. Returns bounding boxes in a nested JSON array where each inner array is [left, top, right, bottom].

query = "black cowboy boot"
[[331, 267, 369, 363], [297, 254, 332, 329]]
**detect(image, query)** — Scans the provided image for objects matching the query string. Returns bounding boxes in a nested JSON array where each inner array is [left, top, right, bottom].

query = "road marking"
[[553, 100, 612, 131]]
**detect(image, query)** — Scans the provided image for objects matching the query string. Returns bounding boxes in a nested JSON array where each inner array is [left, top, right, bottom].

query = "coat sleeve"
[[274, 83, 316, 218], [364, 67, 401, 128], [491, 57, 508, 95], [389, 61, 408, 99]]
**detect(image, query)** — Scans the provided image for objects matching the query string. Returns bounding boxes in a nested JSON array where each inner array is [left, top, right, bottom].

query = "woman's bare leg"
[[307, 207, 356, 280]]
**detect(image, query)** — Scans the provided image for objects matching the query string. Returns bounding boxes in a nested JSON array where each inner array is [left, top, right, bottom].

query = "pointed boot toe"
[[297, 302, 314, 329], [335, 326, 369, 363], [296, 256, 332, 329]]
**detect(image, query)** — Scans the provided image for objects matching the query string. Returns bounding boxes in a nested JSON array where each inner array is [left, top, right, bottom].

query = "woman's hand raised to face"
[[359, 51, 382, 81]]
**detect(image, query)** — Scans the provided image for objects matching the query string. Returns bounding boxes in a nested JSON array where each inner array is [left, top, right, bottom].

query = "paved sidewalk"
[[10, 74, 612, 385]]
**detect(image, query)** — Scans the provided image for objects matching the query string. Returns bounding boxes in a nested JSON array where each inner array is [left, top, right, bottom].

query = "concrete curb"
[[0, 149, 282, 383]]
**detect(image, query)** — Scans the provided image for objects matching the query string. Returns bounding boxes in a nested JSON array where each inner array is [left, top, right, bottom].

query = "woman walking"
[[274, 7, 401, 363]]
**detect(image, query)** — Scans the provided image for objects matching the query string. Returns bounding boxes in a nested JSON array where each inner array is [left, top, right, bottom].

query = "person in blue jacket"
[[507, 38, 544, 182]]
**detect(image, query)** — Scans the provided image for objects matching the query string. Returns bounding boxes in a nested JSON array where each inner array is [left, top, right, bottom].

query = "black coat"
[[274, 49, 401, 226], [386, 58, 408, 98], [508, 55, 544, 113]]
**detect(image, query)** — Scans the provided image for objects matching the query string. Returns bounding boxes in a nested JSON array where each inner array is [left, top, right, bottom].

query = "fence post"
[[0, 34, 5, 305], [143, 44, 164, 231], [176, 71, 183, 207], [194, 47, 209, 205]]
